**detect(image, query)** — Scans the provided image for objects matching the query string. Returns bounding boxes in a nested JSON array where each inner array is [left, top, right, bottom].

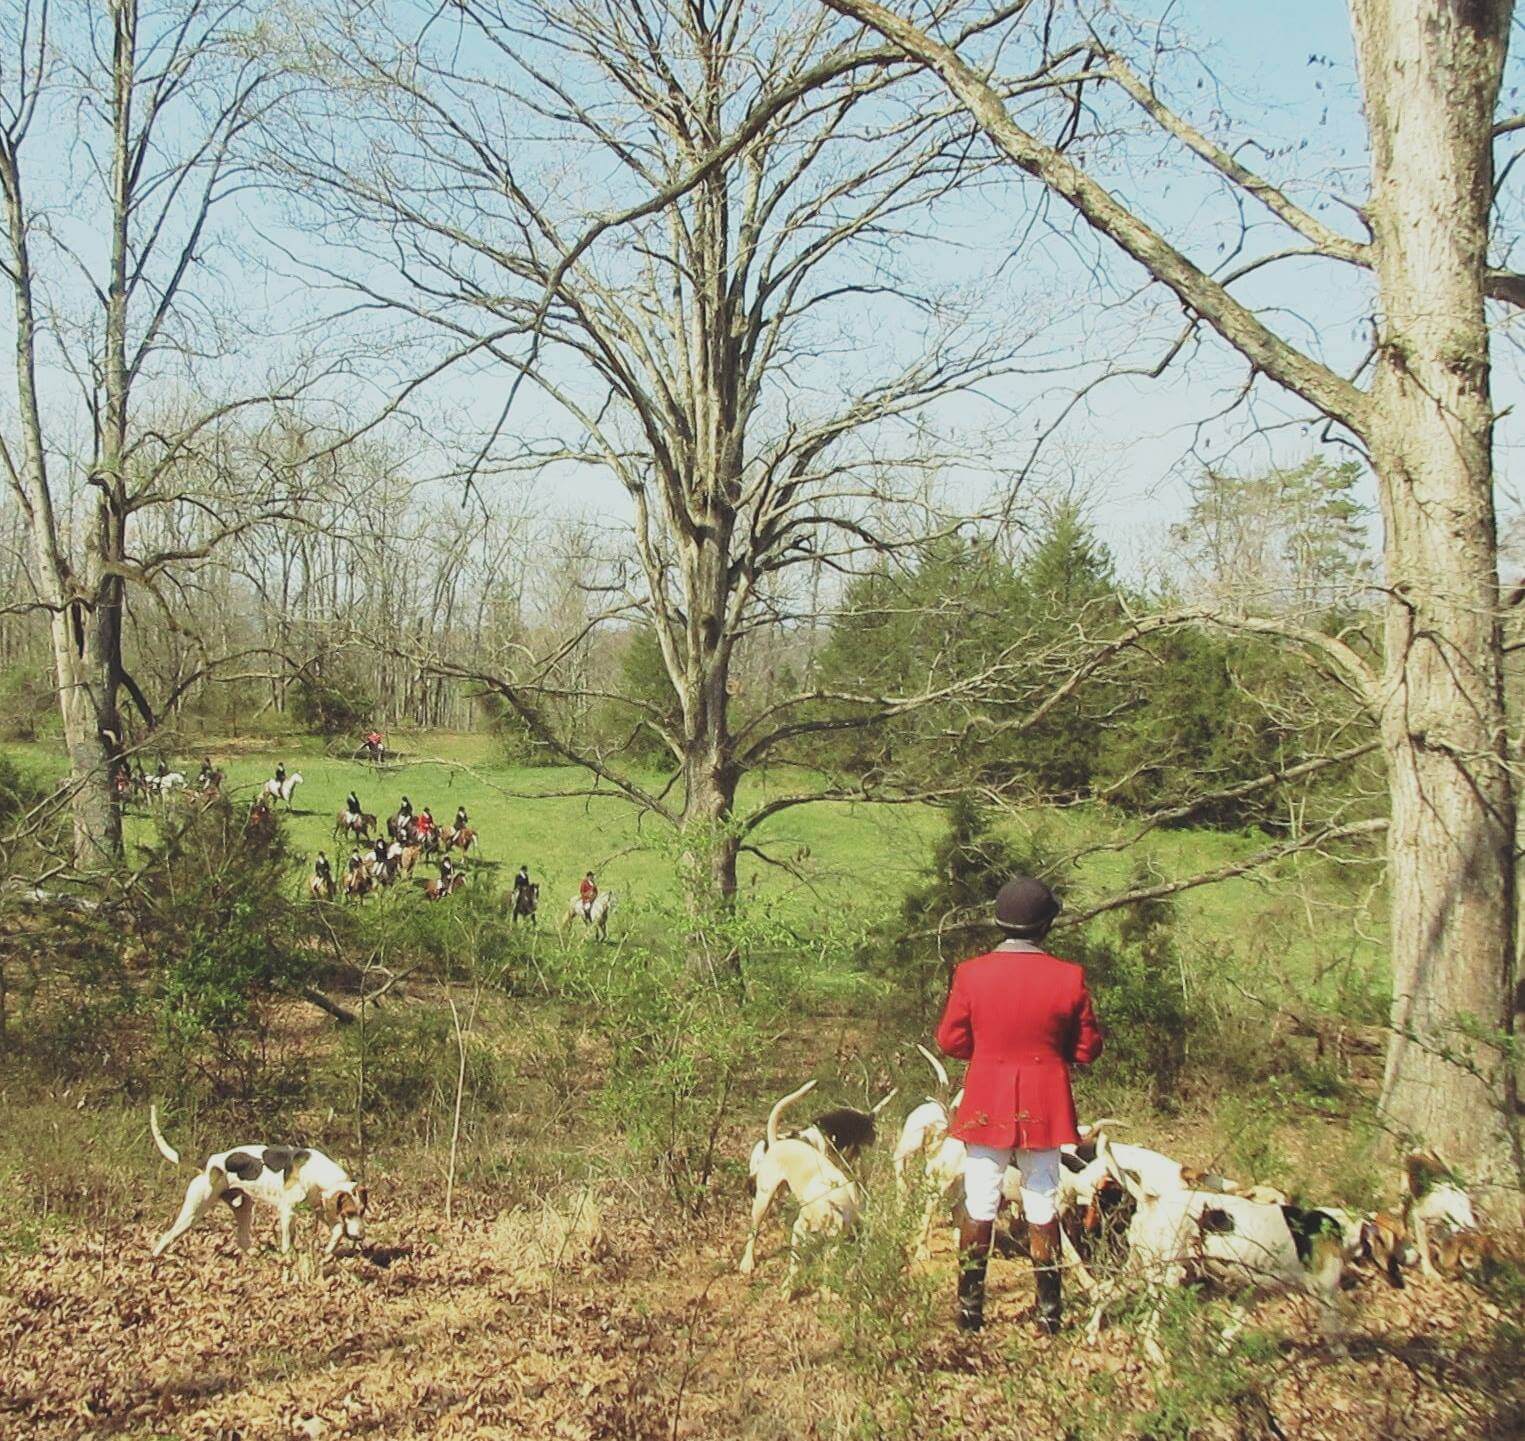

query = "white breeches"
[[964, 1144, 1061, 1225]]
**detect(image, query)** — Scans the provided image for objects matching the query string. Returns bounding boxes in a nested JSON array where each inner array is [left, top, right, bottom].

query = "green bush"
[[1081, 876, 1191, 1110], [0, 663, 55, 742], [331, 1003, 507, 1138], [130, 801, 315, 1109]]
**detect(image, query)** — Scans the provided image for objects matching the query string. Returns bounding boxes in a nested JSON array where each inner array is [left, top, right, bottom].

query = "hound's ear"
[[355, 1184, 369, 1212]]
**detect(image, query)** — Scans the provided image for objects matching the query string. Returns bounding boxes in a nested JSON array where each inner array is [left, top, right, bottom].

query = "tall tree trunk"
[[678, 523, 741, 967], [1351, 0, 1519, 1183], [46, 604, 122, 869], [4, 139, 122, 869]]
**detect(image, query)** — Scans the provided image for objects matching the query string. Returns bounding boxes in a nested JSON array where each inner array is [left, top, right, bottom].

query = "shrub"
[[331, 1002, 508, 1139], [0, 663, 55, 742], [129, 801, 315, 1110], [590, 950, 765, 1215], [1081, 874, 1191, 1110]]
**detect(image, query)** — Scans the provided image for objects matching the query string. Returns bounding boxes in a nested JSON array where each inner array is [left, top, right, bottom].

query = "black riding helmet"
[[994, 876, 1061, 938]]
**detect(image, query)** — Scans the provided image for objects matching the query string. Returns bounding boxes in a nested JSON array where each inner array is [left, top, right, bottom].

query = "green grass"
[[0, 729, 1387, 993]]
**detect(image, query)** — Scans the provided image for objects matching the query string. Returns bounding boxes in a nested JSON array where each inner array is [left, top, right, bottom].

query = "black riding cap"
[[995, 876, 1060, 933]]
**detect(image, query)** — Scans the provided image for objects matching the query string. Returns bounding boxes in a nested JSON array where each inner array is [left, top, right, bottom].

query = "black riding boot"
[[1029, 1220, 1062, 1335], [956, 1216, 994, 1332]]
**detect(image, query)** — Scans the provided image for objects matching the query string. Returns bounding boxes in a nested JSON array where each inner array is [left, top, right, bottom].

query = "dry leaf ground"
[[3, 1168, 1520, 1440]]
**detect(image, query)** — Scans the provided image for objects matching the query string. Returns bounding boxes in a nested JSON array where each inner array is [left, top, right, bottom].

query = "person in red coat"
[[935, 875, 1103, 1335]]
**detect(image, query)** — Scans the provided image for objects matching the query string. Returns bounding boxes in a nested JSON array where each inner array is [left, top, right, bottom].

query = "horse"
[[424, 872, 466, 902], [562, 890, 615, 941], [246, 799, 276, 843], [334, 809, 377, 841], [343, 863, 374, 900], [510, 881, 539, 925], [146, 771, 187, 798], [442, 825, 477, 855], [263, 772, 303, 809]]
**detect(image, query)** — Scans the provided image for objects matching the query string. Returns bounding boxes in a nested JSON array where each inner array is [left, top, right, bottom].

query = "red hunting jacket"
[[936, 939, 1103, 1151]]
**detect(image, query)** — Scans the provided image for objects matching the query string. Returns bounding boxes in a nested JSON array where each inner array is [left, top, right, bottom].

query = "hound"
[[1086, 1137, 1345, 1363], [1316, 1206, 1412, 1286], [149, 1106, 367, 1258], [1066, 1130, 1240, 1199], [741, 1082, 862, 1278], [1404, 1150, 1495, 1278], [892, 1044, 964, 1192], [746, 1088, 899, 1177]]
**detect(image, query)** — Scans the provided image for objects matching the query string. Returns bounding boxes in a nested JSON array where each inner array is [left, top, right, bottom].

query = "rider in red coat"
[[935, 875, 1102, 1336]]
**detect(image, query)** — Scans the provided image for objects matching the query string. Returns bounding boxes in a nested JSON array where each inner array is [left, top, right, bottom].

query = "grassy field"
[[2, 727, 1389, 999]]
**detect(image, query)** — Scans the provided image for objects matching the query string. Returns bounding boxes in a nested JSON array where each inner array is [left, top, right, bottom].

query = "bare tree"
[[0, 0, 303, 866], [285, 0, 1050, 929], [819, 0, 1521, 1181]]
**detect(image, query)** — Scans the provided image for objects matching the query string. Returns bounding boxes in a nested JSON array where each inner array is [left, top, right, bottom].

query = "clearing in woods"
[[2, 729, 1388, 986], [7, 732, 1514, 1439]]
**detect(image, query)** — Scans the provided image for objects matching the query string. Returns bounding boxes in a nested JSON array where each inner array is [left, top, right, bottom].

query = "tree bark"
[[2, 125, 121, 869], [1350, 0, 1520, 1181], [678, 521, 742, 957]]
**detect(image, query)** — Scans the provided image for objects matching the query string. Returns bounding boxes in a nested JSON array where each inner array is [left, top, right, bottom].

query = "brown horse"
[[335, 809, 377, 841], [246, 799, 276, 844], [424, 872, 466, 902]]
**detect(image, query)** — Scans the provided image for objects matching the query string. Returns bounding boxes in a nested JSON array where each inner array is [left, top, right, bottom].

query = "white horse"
[[146, 771, 186, 798], [262, 772, 303, 809], [562, 890, 616, 941]]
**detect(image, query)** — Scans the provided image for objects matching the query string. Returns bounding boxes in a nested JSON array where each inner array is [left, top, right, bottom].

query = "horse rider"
[[417, 807, 435, 844], [513, 864, 532, 898], [198, 758, 214, 790], [372, 836, 389, 872], [156, 757, 168, 779], [439, 856, 455, 888], [346, 789, 362, 824], [453, 805, 468, 833], [365, 728, 384, 760], [936, 875, 1103, 1337], [579, 871, 598, 921], [314, 851, 333, 889], [274, 760, 286, 790]]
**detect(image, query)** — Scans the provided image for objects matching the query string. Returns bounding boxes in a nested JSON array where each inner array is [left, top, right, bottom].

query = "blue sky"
[[7, 0, 1523, 582]]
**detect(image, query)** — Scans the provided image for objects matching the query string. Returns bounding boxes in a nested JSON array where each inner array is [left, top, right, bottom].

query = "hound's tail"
[[915, 1042, 949, 1090], [149, 1104, 180, 1166], [767, 1081, 818, 1147], [1077, 1117, 1126, 1142], [870, 1088, 899, 1116]]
